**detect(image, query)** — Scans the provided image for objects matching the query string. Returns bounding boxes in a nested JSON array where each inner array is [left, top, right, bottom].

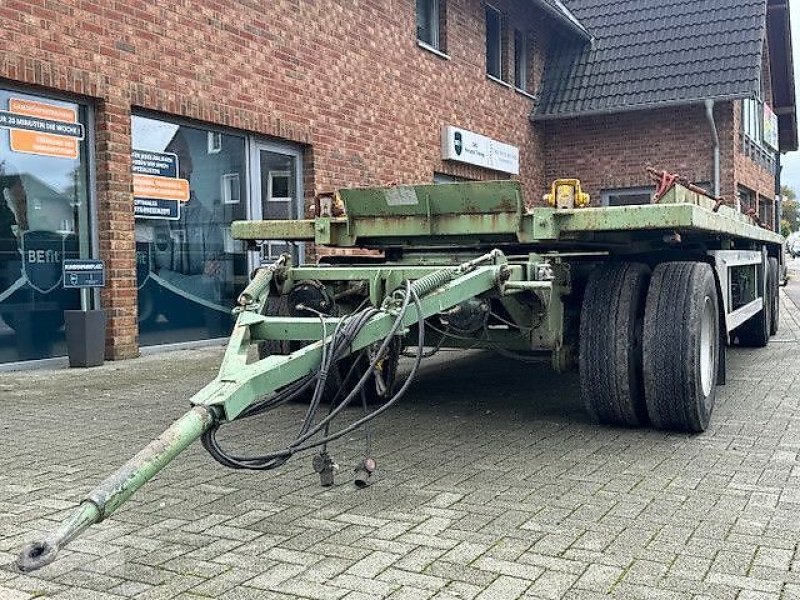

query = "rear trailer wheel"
[[643, 262, 720, 433], [579, 262, 650, 427], [768, 257, 779, 336]]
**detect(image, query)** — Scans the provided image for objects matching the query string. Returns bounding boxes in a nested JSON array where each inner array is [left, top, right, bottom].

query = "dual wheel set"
[[579, 258, 780, 433]]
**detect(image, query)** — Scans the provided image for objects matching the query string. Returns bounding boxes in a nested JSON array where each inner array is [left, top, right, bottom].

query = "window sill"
[[514, 87, 538, 102], [417, 40, 450, 60], [486, 74, 512, 89]]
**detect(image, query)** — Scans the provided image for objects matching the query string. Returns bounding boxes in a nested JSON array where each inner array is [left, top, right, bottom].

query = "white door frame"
[[247, 138, 304, 272]]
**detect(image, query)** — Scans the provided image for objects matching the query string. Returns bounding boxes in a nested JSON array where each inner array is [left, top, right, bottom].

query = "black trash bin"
[[64, 309, 106, 367]]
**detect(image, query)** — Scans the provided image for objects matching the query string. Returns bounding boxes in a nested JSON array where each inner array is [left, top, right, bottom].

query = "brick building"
[[0, 0, 795, 366]]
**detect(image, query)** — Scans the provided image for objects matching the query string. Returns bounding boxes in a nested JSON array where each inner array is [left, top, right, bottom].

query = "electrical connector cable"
[[200, 281, 425, 472]]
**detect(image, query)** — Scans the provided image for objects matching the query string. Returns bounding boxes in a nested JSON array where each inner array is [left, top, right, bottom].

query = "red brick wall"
[[542, 103, 737, 204], [542, 99, 777, 220], [0, 0, 556, 358]]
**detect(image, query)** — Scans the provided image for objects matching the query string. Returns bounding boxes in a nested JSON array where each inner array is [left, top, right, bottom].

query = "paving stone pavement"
[[1, 286, 799, 599]]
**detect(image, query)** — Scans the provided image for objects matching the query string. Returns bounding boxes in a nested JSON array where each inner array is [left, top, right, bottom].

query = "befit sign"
[[441, 126, 519, 175]]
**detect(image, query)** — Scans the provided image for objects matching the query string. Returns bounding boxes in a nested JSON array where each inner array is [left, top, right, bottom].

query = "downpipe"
[[704, 99, 721, 197]]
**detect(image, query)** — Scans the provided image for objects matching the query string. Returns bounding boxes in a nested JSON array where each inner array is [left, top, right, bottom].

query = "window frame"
[[514, 29, 528, 92], [740, 98, 776, 172], [485, 4, 504, 81], [207, 131, 222, 154], [0, 84, 99, 308], [416, 0, 442, 52]]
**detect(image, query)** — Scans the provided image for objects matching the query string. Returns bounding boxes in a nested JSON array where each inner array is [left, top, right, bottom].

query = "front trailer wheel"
[[579, 262, 650, 427], [643, 262, 720, 433]]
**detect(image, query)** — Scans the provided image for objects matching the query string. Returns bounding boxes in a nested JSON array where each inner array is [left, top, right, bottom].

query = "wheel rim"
[[699, 296, 716, 397]]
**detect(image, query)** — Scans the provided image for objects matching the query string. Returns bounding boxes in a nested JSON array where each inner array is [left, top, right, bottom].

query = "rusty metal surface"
[[232, 181, 783, 249]]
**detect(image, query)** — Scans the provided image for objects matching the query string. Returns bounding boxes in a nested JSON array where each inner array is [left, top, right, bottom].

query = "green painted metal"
[[17, 406, 214, 571], [530, 204, 784, 245], [232, 181, 782, 249], [338, 180, 523, 218], [19, 179, 784, 572], [233, 218, 316, 241], [193, 263, 514, 421], [17, 258, 517, 571]]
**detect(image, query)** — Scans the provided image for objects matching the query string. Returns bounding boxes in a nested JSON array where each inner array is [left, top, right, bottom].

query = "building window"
[[132, 116, 304, 348], [741, 99, 776, 171], [514, 30, 530, 92], [485, 5, 504, 80], [738, 185, 756, 213], [0, 88, 93, 363], [742, 99, 763, 145], [759, 196, 772, 226], [417, 0, 444, 52], [601, 187, 653, 206], [132, 114, 248, 345]]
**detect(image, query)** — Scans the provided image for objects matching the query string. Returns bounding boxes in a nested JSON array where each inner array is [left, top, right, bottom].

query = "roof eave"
[[530, 0, 592, 41], [530, 94, 752, 122], [766, 0, 798, 151]]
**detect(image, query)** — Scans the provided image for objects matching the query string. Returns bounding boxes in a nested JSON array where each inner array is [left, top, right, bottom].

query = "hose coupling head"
[[354, 457, 376, 488], [312, 452, 337, 487]]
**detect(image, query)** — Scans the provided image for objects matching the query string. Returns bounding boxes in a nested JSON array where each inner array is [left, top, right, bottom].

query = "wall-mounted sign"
[[763, 103, 779, 151], [0, 98, 83, 159], [441, 125, 519, 175], [132, 150, 190, 220], [63, 259, 105, 289]]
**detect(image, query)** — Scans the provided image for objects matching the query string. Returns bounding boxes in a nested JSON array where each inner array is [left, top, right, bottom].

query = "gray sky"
[[781, 0, 800, 193]]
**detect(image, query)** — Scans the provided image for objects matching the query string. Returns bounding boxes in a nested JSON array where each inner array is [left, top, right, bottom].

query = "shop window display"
[[132, 115, 248, 345], [0, 89, 91, 363]]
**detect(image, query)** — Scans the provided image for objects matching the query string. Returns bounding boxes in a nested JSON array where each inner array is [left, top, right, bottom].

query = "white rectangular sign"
[[441, 125, 519, 175], [763, 103, 779, 151]]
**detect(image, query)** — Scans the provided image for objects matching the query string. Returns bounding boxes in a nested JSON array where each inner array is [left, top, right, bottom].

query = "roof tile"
[[534, 0, 766, 118]]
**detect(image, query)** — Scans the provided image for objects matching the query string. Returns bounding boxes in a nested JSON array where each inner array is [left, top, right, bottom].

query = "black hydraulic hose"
[[289, 286, 412, 446], [200, 281, 424, 471], [290, 288, 425, 452]]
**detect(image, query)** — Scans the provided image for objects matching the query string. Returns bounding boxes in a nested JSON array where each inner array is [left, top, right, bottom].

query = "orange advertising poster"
[[8, 98, 80, 159], [132, 174, 191, 202]]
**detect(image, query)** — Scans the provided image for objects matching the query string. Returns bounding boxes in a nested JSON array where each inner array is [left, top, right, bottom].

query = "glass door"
[[248, 141, 304, 269]]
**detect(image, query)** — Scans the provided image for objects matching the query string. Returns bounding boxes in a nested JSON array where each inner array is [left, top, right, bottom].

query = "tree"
[[782, 185, 798, 235]]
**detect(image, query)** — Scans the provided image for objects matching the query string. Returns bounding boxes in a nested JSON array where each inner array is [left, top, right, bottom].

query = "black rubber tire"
[[643, 262, 720, 433], [257, 294, 292, 359], [735, 262, 771, 348], [579, 262, 650, 427], [768, 257, 779, 336]]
